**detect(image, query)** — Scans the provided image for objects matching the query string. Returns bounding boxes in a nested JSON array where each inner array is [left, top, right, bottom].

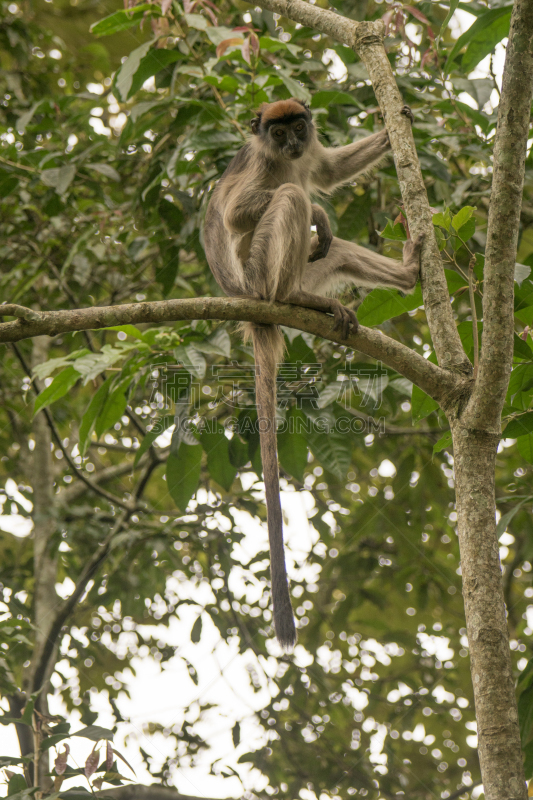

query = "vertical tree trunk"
[[452, 426, 526, 799], [28, 335, 58, 792]]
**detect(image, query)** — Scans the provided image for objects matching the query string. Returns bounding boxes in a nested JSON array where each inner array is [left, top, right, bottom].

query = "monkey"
[[203, 98, 423, 651]]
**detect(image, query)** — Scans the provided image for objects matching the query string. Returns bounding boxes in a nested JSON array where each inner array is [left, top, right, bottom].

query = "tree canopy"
[[0, 0, 532, 799]]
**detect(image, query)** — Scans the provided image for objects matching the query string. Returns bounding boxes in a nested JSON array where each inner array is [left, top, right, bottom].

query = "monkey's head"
[[251, 98, 313, 160]]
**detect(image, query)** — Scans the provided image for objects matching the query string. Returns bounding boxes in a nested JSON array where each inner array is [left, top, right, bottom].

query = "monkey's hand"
[[330, 299, 358, 339], [383, 105, 415, 146], [400, 105, 414, 125], [309, 204, 333, 262]]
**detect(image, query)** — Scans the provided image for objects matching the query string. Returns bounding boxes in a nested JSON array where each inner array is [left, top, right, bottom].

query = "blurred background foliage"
[[0, 0, 532, 798]]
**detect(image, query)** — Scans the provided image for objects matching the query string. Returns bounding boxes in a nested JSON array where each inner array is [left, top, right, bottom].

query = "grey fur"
[[204, 99, 423, 650]]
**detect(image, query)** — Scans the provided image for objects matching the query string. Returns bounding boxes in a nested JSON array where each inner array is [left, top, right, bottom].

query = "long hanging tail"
[[245, 322, 297, 651]]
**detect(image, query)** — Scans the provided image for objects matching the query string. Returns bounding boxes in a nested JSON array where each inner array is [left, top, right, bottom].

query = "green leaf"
[[128, 49, 182, 99], [41, 165, 76, 195], [357, 285, 423, 327], [433, 431, 452, 455], [514, 334, 533, 361], [507, 363, 533, 401], [445, 269, 468, 294], [496, 497, 532, 537], [85, 163, 120, 182], [90, 4, 161, 35], [94, 386, 128, 439], [440, 0, 460, 34], [174, 345, 207, 379], [451, 206, 476, 232], [517, 434, 533, 464], [201, 423, 236, 492], [432, 209, 452, 231], [305, 428, 351, 481], [166, 443, 202, 511], [79, 378, 111, 456], [278, 407, 308, 482], [311, 90, 357, 108], [232, 721, 241, 747], [191, 615, 202, 643], [522, 739, 533, 780], [134, 415, 173, 467], [115, 41, 152, 102], [72, 725, 114, 741], [412, 384, 439, 423], [519, 679, 533, 743], [34, 366, 79, 415], [515, 263, 532, 286], [0, 174, 18, 198], [7, 774, 27, 796], [379, 220, 407, 241], [504, 412, 533, 439], [445, 6, 512, 72]]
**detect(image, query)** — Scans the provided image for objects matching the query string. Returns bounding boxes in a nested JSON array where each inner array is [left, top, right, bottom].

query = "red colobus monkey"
[[204, 98, 422, 650]]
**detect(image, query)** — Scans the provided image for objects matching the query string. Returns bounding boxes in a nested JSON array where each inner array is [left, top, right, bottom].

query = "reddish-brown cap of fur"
[[257, 98, 309, 123]]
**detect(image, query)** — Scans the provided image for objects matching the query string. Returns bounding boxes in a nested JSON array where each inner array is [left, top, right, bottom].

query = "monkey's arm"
[[311, 129, 390, 191], [312, 106, 414, 192], [223, 189, 275, 235]]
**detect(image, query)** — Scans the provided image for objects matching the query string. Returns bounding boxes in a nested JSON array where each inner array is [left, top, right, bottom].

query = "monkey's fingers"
[[400, 105, 414, 125], [331, 301, 358, 339]]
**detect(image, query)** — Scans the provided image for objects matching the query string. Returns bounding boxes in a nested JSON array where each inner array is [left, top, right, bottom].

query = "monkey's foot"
[[331, 300, 358, 339], [402, 233, 425, 289], [400, 105, 414, 125]]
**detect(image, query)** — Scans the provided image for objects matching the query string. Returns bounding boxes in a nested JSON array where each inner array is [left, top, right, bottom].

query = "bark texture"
[[453, 425, 525, 800], [448, 1, 533, 796], [0, 296, 454, 403], [466, 0, 533, 430]]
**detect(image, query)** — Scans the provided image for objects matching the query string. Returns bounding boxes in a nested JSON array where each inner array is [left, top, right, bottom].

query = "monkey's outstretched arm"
[[223, 189, 275, 235], [311, 129, 390, 191], [312, 106, 414, 192]]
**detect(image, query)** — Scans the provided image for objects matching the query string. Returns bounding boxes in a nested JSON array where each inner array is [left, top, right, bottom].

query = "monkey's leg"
[[243, 183, 311, 301], [303, 234, 423, 296]]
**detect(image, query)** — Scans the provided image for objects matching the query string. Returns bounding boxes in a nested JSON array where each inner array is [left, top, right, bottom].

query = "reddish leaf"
[[84, 748, 100, 779], [93, 778, 104, 791], [250, 32, 260, 57], [242, 36, 251, 65], [216, 37, 244, 58], [106, 740, 114, 772], [183, 0, 196, 11], [161, 0, 172, 13], [404, 5, 430, 24], [382, 9, 395, 34], [55, 744, 69, 776]]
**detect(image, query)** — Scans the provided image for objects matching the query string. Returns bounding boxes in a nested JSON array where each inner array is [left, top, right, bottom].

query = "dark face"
[[267, 117, 309, 159]]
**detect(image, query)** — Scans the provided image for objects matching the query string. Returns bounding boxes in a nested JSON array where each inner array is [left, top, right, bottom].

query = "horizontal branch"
[[0, 297, 455, 403], [245, 0, 358, 45]]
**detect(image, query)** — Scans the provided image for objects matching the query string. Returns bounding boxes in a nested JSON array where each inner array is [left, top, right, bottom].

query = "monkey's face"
[[268, 118, 309, 160]]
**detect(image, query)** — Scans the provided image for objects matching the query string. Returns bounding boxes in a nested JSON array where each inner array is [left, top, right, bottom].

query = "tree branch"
[[0, 297, 456, 404], [95, 786, 233, 800], [466, 0, 533, 430], [246, 0, 471, 376]]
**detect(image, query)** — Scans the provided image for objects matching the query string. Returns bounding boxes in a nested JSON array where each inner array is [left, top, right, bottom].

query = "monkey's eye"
[[275, 129, 284, 137], [295, 123, 304, 131]]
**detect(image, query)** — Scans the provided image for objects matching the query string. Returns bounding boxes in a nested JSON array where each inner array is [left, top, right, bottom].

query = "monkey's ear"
[[250, 117, 261, 135]]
